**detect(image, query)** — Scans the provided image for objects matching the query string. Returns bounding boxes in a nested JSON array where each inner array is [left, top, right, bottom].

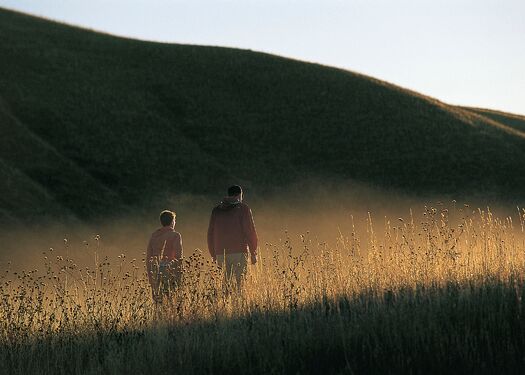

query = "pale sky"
[[1, 0, 524, 115]]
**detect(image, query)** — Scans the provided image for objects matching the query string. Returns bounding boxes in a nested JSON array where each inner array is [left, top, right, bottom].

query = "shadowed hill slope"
[[462, 107, 525, 133], [1, 8, 524, 220]]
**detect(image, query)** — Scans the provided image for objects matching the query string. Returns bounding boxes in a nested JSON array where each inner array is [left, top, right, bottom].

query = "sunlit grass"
[[1, 205, 525, 374]]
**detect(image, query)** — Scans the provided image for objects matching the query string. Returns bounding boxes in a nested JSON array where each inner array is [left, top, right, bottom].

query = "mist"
[[1, 179, 522, 272]]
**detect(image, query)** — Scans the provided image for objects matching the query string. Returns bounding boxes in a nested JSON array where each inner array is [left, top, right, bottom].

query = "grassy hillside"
[[1, 8, 524, 220], [462, 107, 525, 133]]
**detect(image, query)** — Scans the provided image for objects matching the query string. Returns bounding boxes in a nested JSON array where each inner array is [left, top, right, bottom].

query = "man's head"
[[227, 185, 243, 201], [159, 210, 176, 228]]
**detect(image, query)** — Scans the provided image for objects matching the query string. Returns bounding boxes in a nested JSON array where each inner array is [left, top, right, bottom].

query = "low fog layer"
[[1, 180, 522, 272]]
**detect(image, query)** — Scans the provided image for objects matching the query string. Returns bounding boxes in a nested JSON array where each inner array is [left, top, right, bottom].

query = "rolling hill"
[[1, 8, 524, 222]]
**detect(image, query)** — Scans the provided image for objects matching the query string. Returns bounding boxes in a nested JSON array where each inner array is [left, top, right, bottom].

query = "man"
[[207, 185, 258, 286], [146, 210, 183, 302]]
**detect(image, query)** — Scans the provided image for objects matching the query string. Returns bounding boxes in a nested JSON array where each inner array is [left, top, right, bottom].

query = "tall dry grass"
[[1, 204, 525, 374]]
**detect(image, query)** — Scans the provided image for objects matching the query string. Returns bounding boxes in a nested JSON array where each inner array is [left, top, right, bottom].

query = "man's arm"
[[242, 206, 258, 264], [207, 210, 216, 261]]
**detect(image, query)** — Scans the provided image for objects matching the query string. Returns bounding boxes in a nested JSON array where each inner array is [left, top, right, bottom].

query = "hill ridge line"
[[460, 108, 525, 139]]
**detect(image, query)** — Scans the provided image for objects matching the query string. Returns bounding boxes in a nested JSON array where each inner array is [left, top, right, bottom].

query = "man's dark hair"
[[159, 210, 175, 227], [227, 185, 243, 197]]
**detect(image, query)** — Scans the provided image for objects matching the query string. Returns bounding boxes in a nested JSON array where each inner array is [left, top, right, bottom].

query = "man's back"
[[207, 196, 257, 259]]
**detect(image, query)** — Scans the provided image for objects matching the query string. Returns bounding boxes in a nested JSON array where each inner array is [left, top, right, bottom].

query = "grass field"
[[1, 204, 525, 374], [1, 8, 525, 223]]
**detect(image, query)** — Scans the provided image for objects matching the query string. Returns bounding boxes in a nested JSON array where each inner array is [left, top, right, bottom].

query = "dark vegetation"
[[2, 280, 524, 375], [1, 7, 525, 222]]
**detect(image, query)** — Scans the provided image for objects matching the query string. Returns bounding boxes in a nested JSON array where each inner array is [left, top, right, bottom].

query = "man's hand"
[[250, 253, 257, 265]]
